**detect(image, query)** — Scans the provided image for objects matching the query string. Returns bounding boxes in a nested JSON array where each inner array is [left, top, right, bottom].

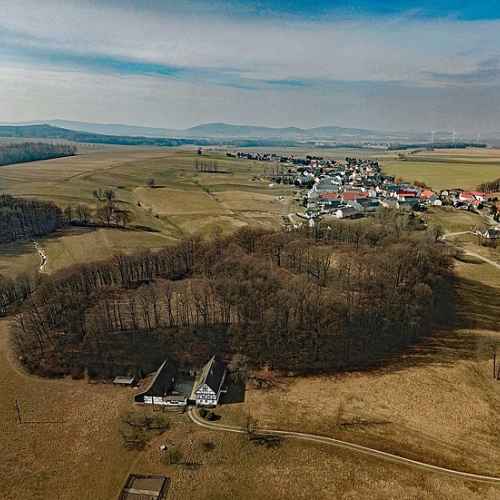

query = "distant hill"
[[178, 122, 399, 140], [3, 121, 491, 146], [2, 120, 415, 142], [0, 124, 201, 147]]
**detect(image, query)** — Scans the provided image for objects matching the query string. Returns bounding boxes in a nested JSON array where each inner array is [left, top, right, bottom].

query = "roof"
[[134, 360, 176, 403], [194, 356, 226, 394], [337, 206, 359, 215], [119, 474, 170, 500], [113, 376, 136, 385], [420, 190, 435, 199], [460, 192, 476, 199], [319, 192, 339, 200], [342, 191, 364, 201]]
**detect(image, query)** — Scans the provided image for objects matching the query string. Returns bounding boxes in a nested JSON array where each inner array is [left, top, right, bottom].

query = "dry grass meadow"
[[2, 145, 500, 499], [0, 147, 297, 276]]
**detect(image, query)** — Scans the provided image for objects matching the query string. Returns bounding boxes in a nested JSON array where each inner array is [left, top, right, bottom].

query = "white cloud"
[[2, 0, 500, 84], [1, 0, 500, 131]]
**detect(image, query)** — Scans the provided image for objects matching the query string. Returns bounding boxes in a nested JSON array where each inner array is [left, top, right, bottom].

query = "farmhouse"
[[192, 356, 227, 407], [335, 206, 360, 219], [478, 227, 500, 240]]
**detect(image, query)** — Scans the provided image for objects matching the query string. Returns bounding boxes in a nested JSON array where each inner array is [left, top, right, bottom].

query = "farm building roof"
[[134, 360, 177, 403], [194, 356, 226, 394]]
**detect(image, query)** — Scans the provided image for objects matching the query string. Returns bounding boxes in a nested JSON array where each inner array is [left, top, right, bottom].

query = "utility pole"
[[492, 346, 497, 379], [15, 400, 22, 424]]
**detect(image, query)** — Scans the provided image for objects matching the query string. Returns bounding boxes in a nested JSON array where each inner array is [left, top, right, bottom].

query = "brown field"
[[0, 147, 297, 278], [0, 319, 138, 500]]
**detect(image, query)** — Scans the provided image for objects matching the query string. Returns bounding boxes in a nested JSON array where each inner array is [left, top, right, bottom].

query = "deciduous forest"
[[0, 194, 64, 244], [0, 142, 76, 166], [12, 211, 454, 378]]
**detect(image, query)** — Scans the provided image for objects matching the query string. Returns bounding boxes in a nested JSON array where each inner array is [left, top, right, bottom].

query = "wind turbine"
[[452, 129, 457, 147]]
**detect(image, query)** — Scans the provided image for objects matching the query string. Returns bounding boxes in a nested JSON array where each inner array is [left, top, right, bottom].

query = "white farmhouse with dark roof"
[[192, 356, 227, 407]]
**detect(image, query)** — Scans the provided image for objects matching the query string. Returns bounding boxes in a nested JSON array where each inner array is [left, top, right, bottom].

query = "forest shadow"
[[364, 275, 500, 376], [0, 240, 36, 258]]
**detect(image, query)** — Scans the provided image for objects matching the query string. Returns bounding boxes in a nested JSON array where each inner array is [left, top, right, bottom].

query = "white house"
[[335, 206, 359, 219], [192, 356, 227, 407]]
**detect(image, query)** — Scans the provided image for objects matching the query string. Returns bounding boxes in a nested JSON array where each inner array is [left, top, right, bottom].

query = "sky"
[[1, 0, 500, 133]]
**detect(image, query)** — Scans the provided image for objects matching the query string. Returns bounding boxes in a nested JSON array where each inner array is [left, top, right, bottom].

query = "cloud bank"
[[1, 0, 499, 133]]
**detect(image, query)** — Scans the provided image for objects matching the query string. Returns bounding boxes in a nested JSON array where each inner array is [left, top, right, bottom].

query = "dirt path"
[[33, 240, 48, 272], [188, 408, 500, 485], [441, 232, 500, 270]]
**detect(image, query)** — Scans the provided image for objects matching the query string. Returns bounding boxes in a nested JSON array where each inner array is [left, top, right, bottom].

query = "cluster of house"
[[292, 157, 434, 219], [440, 189, 487, 210], [132, 356, 227, 409], [227, 150, 330, 167]]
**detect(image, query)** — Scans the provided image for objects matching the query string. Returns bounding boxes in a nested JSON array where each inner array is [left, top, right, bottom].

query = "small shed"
[[119, 474, 170, 500], [113, 376, 136, 387]]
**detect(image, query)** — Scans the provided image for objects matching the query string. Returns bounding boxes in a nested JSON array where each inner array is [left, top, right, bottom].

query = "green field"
[[383, 148, 500, 191]]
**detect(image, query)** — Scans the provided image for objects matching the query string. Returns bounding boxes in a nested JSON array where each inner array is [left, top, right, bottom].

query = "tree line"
[[0, 142, 76, 166], [478, 178, 500, 194], [62, 189, 130, 228], [12, 213, 454, 379], [0, 194, 64, 244]]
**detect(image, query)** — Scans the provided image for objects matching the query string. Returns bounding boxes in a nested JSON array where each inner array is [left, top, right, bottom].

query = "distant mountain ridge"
[[1, 119, 410, 141], [2, 120, 492, 144]]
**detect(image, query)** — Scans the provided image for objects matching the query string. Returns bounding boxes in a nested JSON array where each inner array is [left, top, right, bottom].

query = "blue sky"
[[1, 0, 500, 132]]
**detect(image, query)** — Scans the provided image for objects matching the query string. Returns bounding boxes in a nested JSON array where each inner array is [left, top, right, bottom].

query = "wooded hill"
[[0, 194, 63, 244], [0, 124, 197, 147], [0, 142, 76, 166], [13, 211, 454, 378]]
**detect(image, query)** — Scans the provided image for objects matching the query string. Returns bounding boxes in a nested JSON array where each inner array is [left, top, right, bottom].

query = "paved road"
[[188, 408, 500, 484], [440, 232, 500, 270]]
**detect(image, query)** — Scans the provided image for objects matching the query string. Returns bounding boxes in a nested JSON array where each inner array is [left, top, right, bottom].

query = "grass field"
[[3, 306, 498, 500], [0, 147, 297, 277], [425, 207, 486, 233], [0, 319, 138, 500], [383, 148, 500, 191]]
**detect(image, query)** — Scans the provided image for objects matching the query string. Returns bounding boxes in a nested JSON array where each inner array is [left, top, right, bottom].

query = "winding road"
[[188, 408, 500, 484]]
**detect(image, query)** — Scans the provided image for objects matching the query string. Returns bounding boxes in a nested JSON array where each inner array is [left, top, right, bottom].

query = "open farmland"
[[0, 147, 297, 276], [0, 319, 138, 500], [216, 254, 500, 487], [383, 148, 500, 191], [2, 146, 500, 499], [2, 311, 499, 500]]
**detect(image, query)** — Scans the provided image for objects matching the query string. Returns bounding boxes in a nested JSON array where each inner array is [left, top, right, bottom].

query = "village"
[[229, 150, 500, 239]]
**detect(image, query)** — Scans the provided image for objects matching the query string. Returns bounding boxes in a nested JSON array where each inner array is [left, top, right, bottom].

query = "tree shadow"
[[360, 276, 500, 376]]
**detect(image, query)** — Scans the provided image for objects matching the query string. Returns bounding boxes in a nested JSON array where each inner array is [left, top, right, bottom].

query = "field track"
[[188, 408, 500, 484]]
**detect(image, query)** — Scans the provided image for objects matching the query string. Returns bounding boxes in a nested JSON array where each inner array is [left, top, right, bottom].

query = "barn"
[[133, 360, 182, 406]]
